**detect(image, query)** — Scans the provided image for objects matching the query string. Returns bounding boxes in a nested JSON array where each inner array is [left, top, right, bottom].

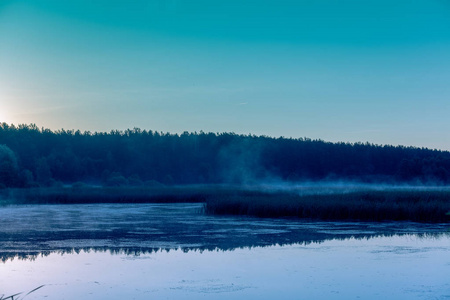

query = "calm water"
[[1, 203, 449, 299]]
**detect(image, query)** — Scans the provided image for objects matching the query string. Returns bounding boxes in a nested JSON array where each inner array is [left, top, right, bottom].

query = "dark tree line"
[[0, 123, 449, 188]]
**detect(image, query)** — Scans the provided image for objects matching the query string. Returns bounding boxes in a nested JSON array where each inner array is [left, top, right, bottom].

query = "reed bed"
[[205, 189, 450, 223], [0, 286, 44, 300]]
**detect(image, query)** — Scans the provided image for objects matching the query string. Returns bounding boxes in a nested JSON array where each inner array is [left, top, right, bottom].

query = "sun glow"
[[0, 106, 12, 124]]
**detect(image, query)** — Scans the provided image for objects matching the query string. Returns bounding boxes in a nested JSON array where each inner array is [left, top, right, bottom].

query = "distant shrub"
[[144, 180, 165, 187], [72, 181, 88, 189], [19, 169, 35, 187], [105, 176, 128, 187], [0, 144, 19, 187], [128, 174, 143, 186]]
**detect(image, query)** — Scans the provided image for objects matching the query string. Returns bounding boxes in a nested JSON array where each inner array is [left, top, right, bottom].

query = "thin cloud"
[[12, 104, 81, 117]]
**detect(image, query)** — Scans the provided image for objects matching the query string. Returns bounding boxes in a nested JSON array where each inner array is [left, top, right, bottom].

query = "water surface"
[[1, 203, 449, 299]]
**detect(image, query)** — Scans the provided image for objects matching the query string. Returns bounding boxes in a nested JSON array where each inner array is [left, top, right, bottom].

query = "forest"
[[1, 122, 450, 188]]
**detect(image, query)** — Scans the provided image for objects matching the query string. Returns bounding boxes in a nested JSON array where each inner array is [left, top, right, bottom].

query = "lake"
[[1, 203, 449, 299]]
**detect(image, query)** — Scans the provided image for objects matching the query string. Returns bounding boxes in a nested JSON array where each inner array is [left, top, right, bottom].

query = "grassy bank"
[[0, 186, 210, 205], [0, 185, 276, 205], [205, 189, 450, 223]]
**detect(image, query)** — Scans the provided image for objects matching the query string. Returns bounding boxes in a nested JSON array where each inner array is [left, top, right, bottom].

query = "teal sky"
[[1, 0, 450, 150]]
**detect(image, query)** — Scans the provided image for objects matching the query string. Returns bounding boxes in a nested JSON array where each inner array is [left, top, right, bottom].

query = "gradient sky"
[[1, 0, 450, 150]]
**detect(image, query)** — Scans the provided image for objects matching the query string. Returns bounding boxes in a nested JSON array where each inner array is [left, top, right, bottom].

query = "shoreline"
[[1, 185, 449, 223]]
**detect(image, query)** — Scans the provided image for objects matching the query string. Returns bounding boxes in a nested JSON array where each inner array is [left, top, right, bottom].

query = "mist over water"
[[231, 180, 450, 196]]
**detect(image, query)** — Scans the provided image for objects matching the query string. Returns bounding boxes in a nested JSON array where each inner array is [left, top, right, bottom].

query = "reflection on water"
[[1, 203, 448, 261], [1, 204, 449, 299]]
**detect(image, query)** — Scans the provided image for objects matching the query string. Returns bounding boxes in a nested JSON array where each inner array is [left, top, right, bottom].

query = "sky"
[[1, 0, 450, 150]]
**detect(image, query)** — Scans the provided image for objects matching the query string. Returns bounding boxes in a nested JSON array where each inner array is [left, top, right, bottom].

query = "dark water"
[[1, 203, 449, 299]]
